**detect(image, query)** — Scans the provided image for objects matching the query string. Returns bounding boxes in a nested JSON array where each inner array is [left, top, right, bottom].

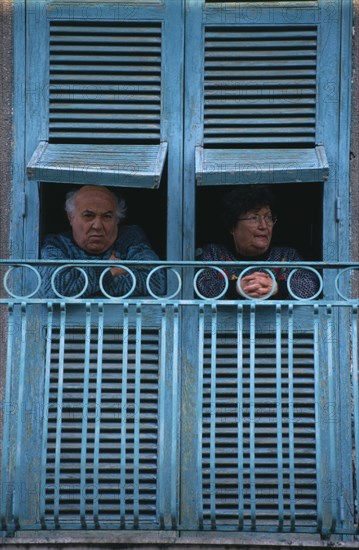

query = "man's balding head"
[[65, 186, 126, 254]]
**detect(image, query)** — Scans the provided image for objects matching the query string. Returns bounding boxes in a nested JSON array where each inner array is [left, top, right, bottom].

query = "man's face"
[[68, 186, 119, 254]]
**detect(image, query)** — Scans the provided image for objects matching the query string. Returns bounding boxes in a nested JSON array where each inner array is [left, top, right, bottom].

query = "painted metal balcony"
[[0, 259, 358, 540]]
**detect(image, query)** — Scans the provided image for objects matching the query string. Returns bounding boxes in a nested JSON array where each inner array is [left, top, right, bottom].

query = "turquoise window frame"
[[7, 0, 354, 539]]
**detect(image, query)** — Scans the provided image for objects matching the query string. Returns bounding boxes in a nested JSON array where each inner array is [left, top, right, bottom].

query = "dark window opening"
[[39, 175, 168, 261], [196, 183, 323, 261]]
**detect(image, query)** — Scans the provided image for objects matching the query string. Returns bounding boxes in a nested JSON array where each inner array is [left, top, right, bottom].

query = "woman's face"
[[231, 206, 274, 257]]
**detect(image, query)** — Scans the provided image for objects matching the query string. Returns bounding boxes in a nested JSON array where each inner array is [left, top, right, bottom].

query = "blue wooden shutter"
[[200, 331, 317, 529], [27, 7, 169, 188], [181, 0, 350, 535], [44, 325, 161, 528], [7, 0, 185, 531], [195, 3, 330, 185]]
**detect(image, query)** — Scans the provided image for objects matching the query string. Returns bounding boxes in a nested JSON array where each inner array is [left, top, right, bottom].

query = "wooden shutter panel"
[[200, 331, 317, 529], [27, 16, 167, 188], [195, 12, 329, 186], [44, 326, 161, 528]]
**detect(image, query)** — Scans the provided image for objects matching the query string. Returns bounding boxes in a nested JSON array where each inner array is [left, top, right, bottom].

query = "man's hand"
[[109, 251, 127, 277], [237, 271, 278, 299]]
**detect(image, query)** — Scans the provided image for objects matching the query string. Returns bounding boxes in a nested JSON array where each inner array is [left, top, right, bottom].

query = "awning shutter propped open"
[[195, 146, 329, 186], [27, 141, 168, 188]]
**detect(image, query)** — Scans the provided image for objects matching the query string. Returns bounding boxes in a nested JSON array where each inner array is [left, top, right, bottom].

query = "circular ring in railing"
[[287, 266, 323, 301], [146, 266, 182, 300], [51, 265, 89, 299], [3, 264, 42, 299], [99, 266, 136, 300], [335, 267, 359, 301], [193, 267, 229, 300], [236, 267, 277, 300]]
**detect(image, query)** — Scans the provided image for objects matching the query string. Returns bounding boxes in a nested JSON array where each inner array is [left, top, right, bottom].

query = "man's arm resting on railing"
[[39, 231, 166, 299]]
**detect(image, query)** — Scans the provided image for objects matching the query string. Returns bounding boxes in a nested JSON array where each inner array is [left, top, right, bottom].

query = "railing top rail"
[[0, 299, 358, 307], [0, 259, 359, 268]]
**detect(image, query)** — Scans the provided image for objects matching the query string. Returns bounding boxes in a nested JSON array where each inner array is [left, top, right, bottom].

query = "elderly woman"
[[196, 186, 319, 300]]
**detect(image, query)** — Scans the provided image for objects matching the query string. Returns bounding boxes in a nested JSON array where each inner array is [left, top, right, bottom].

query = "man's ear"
[[67, 212, 73, 226]]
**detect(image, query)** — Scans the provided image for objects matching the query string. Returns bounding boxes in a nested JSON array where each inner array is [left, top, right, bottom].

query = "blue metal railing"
[[0, 260, 358, 537], [0, 258, 357, 302]]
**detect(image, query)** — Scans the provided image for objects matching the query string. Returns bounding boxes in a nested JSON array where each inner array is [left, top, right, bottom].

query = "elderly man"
[[40, 185, 165, 298]]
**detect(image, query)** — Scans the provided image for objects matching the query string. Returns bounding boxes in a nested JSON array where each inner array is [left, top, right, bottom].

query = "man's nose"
[[91, 216, 102, 228]]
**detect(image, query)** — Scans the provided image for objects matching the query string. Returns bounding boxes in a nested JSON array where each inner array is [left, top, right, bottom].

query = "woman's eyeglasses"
[[238, 214, 277, 227]]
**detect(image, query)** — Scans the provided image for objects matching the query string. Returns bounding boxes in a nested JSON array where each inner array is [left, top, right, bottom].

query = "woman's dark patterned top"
[[196, 244, 320, 300]]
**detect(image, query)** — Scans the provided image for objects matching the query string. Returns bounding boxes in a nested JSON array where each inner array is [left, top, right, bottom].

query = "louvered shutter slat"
[[203, 26, 317, 147], [49, 22, 161, 143]]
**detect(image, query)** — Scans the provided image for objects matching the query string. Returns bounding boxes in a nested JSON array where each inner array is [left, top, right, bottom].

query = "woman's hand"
[[237, 271, 278, 299]]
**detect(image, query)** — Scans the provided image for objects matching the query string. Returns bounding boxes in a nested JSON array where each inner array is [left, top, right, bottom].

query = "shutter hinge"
[[335, 196, 341, 222], [20, 191, 26, 217]]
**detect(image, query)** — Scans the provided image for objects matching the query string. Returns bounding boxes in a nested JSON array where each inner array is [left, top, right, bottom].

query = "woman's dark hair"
[[221, 185, 276, 232]]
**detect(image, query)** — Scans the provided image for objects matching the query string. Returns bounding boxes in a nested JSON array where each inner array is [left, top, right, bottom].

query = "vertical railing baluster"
[[158, 304, 167, 529], [249, 304, 256, 530], [313, 305, 323, 532], [80, 303, 91, 528], [276, 305, 284, 530], [197, 304, 205, 529], [210, 304, 217, 529], [237, 304, 244, 530], [54, 303, 66, 529], [1, 304, 15, 531], [13, 303, 28, 529], [40, 303, 54, 529], [287, 304, 296, 530], [120, 304, 129, 528], [326, 306, 337, 532], [93, 303, 104, 529], [171, 304, 179, 528], [133, 304, 142, 528], [351, 306, 359, 534]]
